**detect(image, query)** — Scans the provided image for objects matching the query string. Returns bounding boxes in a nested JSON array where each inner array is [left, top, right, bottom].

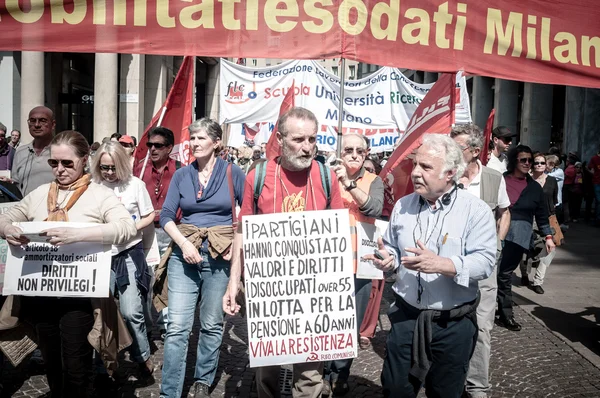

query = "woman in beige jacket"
[[0, 130, 136, 397]]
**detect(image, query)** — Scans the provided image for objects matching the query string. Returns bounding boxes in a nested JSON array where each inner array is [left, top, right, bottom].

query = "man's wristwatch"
[[345, 180, 357, 191]]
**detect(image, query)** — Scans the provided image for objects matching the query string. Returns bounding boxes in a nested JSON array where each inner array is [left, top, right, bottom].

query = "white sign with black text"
[[3, 222, 112, 298], [243, 209, 357, 367]]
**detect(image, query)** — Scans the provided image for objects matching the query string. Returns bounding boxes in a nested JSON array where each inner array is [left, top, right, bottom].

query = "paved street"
[[2, 223, 600, 397]]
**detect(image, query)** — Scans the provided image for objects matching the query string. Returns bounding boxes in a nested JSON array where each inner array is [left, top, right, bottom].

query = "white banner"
[[243, 209, 357, 367], [3, 222, 112, 298], [220, 59, 471, 153]]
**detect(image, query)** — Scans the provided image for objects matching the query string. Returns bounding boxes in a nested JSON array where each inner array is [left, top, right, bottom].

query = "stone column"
[[0, 52, 21, 135], [118, 54, 145, 138], [520, 83, 553, 152], [20, 51, 45, 143], [493, 79, 519, 137], [424, 71, 438, 83], [144, 55, 167, 127], [471, 76, 494, 129], [93, 53, 118, 143], [205, 63, 220, 121], [563, 87, 585, 157]]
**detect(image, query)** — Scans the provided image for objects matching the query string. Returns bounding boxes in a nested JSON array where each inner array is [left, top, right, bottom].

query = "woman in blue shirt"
[[159, 118, 245, 398]]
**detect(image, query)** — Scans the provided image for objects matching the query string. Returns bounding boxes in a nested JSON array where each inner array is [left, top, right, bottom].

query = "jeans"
[[160, 249, 230, 398], [116, 254, 151, 363], [326, 277, 372, 382], [381, 298, 477, 398], [155, 227, 171, 331], [497, 241, 527, 320], [466, 262, 498, 397]]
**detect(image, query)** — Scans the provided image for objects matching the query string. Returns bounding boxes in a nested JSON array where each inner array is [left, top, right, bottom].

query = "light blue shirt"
[[384, 189, 497, 310], [548, 167, 564, 205]]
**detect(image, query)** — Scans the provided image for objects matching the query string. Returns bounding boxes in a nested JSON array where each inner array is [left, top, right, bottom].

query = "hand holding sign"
[[361, 237, 395, 272], [3, 225, 29, 246], [41, 227, 81, 247]]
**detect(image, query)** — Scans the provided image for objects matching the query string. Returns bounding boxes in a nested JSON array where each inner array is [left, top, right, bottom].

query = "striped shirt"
[[383, 189, 497, 310]]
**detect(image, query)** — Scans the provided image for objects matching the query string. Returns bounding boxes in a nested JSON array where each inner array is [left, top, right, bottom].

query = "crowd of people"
[[0, 104, 597, 398]]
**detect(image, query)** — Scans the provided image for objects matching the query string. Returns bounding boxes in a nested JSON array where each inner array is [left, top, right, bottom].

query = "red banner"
[[133, 55, 194, 174], [380, 72, 456, 216], [481, 109, 496, 166], [1, 1, 600, 88], [266, 80, 295, 160]]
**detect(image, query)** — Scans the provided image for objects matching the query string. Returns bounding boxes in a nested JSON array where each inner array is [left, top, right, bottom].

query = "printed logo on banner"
[[225, 81, 258, 104]]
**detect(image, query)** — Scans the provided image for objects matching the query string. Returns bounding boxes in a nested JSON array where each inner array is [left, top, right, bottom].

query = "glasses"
[[48, 159, 75, 168], [100, 165, 117, 172], [120, 143, 134, 148], [343, 147, 366, 156], [27, 118, 50, 125], [533, 161, 546, 166], [499, 137, 512, 144], [364, 167, 375, 173], [518, 157, 532, 164], [146, 142, 167, 149]]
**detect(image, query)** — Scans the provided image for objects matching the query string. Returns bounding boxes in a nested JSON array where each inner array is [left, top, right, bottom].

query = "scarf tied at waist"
[[394, 293, 480, 384], [153, 223, 234, 312], [111, 242, 152, 296]]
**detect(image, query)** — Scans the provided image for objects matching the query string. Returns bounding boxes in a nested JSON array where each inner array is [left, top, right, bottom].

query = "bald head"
[[28, 106, 55, 141]]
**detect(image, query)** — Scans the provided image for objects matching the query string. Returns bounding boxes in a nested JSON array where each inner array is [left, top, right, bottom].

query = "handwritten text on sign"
[[243, 209, 356, 367], [3, 222, 112, 298]]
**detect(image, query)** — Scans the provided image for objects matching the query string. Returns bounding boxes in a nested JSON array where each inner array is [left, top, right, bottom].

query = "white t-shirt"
[[101, 176, 154, 254], [487, 153, 508, 174], [464, 161, 510, 209]]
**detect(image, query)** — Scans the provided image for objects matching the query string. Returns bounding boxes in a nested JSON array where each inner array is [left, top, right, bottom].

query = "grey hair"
[[421, 134, 465, 182], [278, 107, 318, 137], [450, 124, 484, 152], [189, 117, 222, 154], [545, 154, 559, 167], [0, 122, 6, 134]]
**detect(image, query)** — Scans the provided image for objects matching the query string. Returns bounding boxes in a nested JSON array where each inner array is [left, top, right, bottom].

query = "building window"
[[349, 65, 356, 80], [332, 66, 338, 76]]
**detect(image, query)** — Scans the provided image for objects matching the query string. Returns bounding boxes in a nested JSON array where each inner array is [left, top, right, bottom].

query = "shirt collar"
[[470, 160, 483, 186]]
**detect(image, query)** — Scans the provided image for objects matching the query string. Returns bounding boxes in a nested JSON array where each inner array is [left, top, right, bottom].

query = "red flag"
[[480, 109, 496, 166], [133, 56, 195, 175], [379, 73, 457, 217], [265, 80, 295, 160]]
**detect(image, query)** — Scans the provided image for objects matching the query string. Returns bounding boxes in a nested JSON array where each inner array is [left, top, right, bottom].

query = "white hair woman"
[[0, 130, 136, 397], [91, 141, 155, 378], [158, 118, 245, 397]]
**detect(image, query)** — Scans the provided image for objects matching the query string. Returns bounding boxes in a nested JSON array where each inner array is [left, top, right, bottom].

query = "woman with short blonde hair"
[[92, 141, 156, 378]]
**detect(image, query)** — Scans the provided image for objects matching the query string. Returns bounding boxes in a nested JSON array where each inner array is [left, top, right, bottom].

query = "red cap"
[[118, 135, 135, 145]]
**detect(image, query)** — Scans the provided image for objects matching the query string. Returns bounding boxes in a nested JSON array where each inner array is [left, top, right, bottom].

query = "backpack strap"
[[253, 161, 267, 215], [317, 161, 331, 209]]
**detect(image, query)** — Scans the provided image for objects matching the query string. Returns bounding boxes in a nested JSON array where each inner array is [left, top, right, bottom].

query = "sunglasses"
[[100, 165, 117, 172], [533, 161, 546, 166], [120, 143, 134, 148], [518, 157, 532, 164], [146, 142, 167, 149], [343, 147, 366, 156], [48, 159, 75, 168]]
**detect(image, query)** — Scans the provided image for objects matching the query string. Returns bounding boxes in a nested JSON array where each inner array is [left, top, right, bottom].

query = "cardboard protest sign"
[[3, 222, 112, 298], [356, 222, 384, 280], [0, 202, 19, 294], [243, 209, 357, 367]]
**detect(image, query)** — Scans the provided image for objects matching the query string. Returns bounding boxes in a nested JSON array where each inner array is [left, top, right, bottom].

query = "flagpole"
[[138, 106, 167, 178], [336, 58, 346, 158]]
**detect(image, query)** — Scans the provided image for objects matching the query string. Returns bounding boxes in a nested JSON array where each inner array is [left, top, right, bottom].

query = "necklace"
[[55, 190, 71, 210], [197, 159, 216, 199], [274, 161, 316, 212]]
